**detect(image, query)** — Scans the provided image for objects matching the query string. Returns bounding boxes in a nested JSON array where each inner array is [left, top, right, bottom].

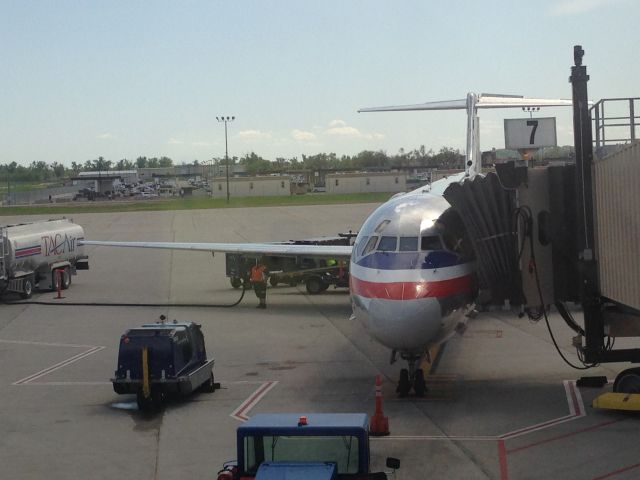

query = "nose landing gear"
[[395, 353, 426, 398]]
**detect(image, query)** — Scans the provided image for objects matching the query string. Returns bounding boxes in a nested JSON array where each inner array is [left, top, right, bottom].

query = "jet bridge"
[[443, 47, 640, 407]]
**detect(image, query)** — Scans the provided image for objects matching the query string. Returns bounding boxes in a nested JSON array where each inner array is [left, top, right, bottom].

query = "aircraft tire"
[[397, 368, 410, 398], [201, 372, 216, 393], [414, 369, 426, 397]]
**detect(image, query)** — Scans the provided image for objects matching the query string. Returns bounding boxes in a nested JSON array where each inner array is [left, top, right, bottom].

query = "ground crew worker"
[[250, 259, 268, 309]]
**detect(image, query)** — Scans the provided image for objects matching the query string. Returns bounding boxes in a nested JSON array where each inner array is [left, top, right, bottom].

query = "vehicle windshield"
[[243, 434, 360, 475]]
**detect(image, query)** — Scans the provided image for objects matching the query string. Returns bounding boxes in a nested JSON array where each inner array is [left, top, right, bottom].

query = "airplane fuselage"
[[349, 192, 476, 356]]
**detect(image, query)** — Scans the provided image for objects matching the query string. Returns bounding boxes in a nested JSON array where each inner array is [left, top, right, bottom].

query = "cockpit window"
[[377, 236, 397, 252], [357, 236, 370, 256], [421, 235, 443, 251], [361, 236, 378, 256], [399, 237, 418, 251], [374, 220, 391, 233]]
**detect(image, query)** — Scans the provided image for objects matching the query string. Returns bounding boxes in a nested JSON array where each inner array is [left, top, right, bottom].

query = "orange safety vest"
[[250, 264, 267, 283]]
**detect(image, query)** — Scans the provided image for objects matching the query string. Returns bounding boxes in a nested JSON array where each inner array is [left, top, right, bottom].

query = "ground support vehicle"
[[270, 264, 350, 294], [111, 318, 216, 410], [0, 219, 89, 298], [225, 235, 353, 292], [216, 413, 399, 480]]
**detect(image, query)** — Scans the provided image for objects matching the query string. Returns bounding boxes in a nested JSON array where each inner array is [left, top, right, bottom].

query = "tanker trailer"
[[0, 219, 89, 298]]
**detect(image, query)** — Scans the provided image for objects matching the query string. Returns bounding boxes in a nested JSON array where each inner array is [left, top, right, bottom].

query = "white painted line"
[[13, 346, 105, 385], [376, 380, 589, 444], [372, 435, 499, 441], [230, 381, 278, 422], [0, 338, 99, 348], [500, 380, 586, 440], [564, 380, 584, 415], [19, 381, 112, 386]]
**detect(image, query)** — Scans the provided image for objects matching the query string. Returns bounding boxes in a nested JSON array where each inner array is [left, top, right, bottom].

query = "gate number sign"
[[504, 117, 557, 149]]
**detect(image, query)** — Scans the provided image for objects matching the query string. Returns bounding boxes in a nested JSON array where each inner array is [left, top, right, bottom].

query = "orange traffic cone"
[[369, 374, 390, 436]]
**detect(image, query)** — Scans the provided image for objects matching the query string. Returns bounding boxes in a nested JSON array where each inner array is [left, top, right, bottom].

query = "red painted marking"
[[592, 462, 640, 480], [350, 274, 474, 300], [507, 419, 623, 454], [235, 382, 273, 419], [498, 440, 509, 480], [568, 381, 581, 415], [501, 415, 574, 438]]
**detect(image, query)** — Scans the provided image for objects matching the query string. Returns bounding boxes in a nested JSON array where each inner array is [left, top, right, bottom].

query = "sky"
[[1, 0, 638, 167]]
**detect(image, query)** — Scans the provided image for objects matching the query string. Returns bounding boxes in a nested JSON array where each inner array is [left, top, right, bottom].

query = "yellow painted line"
[[420, 344, 441, 376], [142, 347, 150, 399]]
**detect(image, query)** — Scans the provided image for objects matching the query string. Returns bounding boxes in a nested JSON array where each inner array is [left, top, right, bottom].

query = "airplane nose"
[[352, 295, 442, 351]]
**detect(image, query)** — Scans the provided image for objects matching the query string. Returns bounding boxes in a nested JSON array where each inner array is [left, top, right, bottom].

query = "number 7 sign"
[[504, 117, 557, 149]]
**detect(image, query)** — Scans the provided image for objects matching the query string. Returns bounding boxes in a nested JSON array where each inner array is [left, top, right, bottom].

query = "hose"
[[1, 278, 248, 308]]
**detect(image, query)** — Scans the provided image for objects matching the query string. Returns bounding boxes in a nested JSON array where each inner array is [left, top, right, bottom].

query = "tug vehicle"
[[111, 317, 216, 410], [216, 413, 399, 480]]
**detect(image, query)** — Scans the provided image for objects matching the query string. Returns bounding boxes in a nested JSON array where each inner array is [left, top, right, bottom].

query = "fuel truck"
[[0, 219, 89, 298]]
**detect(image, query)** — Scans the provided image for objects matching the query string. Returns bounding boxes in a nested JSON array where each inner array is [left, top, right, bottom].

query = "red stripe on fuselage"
[[350, 274, 474, 300]]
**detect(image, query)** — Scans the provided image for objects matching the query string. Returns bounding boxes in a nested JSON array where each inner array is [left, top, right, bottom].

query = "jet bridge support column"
[[569, 45, 603, 363]]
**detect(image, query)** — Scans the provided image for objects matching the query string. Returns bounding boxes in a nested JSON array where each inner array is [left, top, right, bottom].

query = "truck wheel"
[[306, 276, 328, 295], [201, 371, 216, 393], [51, 271, 62, 292], [136, 392, 152, 411], [269, 276, 278, 287], [230, 277, 242, 289], [137, 390, 164, 411], [62, 267, 71, 290], [20, 277, 34, 299], [613, 367, 640, 393]]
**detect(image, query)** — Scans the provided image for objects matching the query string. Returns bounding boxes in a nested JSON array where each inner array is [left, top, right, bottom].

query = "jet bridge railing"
[[591, 97, 640, 154]]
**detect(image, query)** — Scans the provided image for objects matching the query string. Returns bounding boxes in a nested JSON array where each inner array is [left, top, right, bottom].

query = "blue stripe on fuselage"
[[355, 250, 462, 270]]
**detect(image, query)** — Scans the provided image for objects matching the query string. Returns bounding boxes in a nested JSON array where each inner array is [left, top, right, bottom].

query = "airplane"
[[81, 93, 573, 396]]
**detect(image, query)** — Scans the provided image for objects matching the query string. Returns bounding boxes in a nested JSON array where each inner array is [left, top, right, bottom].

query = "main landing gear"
[[394, 352, 426, 398]]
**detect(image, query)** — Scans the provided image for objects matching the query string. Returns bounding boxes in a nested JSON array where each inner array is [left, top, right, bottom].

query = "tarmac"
[[1, 204, 639, 480]]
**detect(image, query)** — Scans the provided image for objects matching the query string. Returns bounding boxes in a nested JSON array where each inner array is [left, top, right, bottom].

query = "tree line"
[[1, 145, 574, 183]]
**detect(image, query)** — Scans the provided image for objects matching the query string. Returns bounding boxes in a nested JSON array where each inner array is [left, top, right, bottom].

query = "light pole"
[[216, 116, 235, 203]]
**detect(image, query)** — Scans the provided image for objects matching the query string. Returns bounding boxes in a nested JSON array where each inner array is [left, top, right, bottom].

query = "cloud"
[[97, 133, 115, 140], [549, 0, 623, 15], [324, 119, 384, 140], [236, 130, 272, 141], [291, 129, 317, 141], [191, 141, 212, 147], [168, 137, 184, 145], [328, 119, 347, 128]]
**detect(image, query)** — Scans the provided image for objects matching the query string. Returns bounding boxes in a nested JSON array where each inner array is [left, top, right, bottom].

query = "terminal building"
[[211, 176, 292, 197], [325, 172, 407, 194]]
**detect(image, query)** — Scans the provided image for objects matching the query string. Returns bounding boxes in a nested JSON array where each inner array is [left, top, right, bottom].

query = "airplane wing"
[[358, 99, 468, 112], [80, 240, 353, 258]]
